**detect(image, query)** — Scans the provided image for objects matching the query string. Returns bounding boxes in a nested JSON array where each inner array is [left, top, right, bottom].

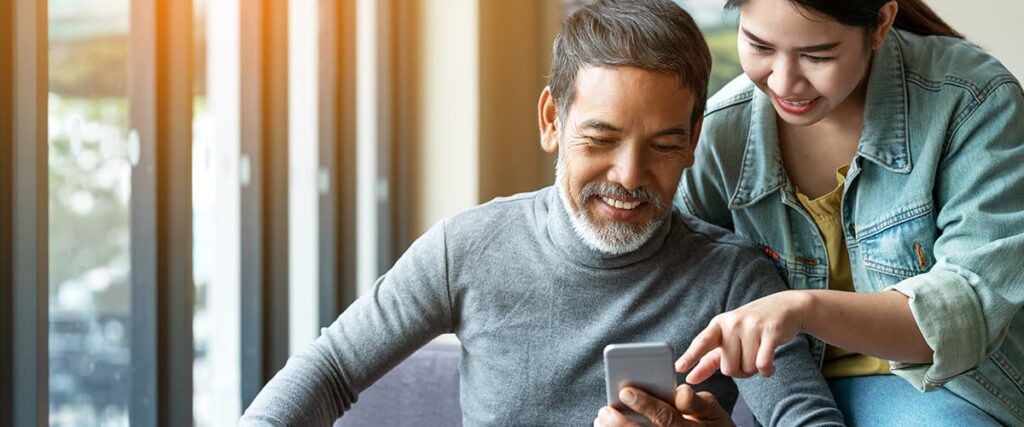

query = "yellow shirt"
[[796, 166, 891, 378]]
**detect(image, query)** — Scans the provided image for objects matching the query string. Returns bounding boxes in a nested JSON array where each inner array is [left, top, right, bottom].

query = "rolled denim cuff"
[[885, 270, 987, 392]]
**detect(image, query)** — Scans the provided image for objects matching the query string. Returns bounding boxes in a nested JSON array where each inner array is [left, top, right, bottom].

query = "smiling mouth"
[[772, 92, 821, 114], [780, 98, 814, 106], [599, 196, 642, 210]]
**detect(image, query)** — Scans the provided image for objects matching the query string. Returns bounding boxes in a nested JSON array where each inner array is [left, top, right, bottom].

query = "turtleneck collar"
[[539, 186, 673, 270]]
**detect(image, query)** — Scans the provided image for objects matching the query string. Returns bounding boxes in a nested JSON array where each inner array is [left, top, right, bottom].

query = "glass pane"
[[678, 0, 741, 95], [192, 0, 242, 424], [48, 0, 132, 425]]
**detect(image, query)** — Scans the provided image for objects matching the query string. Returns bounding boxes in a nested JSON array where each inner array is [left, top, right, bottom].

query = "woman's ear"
[[872, 0, 899, 50], [538, 86, 560, 153]]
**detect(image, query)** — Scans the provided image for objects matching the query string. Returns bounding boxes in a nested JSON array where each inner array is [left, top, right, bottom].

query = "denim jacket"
[[678, 29, 1024, 424]]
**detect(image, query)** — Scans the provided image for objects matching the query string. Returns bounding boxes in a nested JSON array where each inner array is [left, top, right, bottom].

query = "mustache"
[[577, 181, 665, 211]]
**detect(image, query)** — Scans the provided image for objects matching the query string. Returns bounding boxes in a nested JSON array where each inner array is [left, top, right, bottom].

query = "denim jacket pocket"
[[857, 202, 938, 288]]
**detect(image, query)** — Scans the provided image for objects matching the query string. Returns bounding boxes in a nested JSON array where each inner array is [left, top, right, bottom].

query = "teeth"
[[600, 196, 641, 210], [782, 99, 812, 107]]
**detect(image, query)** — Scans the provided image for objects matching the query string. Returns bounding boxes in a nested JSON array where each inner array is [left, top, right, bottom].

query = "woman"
[[662, 0, 1024, 425]]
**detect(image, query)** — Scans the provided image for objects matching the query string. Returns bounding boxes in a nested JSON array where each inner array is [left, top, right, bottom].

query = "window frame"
[[317, 0, 360, 325], [127, 0, 196, 424], [374, 0, 419, 273], [239, 0, 291, 409], [1, 0, 48, 426]]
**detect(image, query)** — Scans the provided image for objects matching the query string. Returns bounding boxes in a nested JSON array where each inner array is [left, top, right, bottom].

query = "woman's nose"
[[767, 56, 803, 96]]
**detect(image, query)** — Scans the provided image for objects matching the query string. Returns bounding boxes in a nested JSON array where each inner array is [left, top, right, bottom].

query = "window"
[[48, 1, 132, 424], [680, 0, 742, 95]]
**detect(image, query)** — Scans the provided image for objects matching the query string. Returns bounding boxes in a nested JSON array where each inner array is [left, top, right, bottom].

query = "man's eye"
[[586, 137, 613, 145], [750, 43, 773, 54], [654, 144, 681, 152]]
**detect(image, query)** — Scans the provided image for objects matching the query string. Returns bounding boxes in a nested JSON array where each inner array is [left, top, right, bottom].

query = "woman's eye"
[[750, 43, 773, 54], [802, 54, 833, 63]]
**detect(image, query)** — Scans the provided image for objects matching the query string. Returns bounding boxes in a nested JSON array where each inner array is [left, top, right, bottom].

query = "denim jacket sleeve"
[[887, 80, 1024, 391]]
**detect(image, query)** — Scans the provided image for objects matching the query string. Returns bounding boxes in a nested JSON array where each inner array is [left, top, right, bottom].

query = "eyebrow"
[[741, 27, 841, 53], [580, 119, 621, 132], [579, 119, 689, 138]]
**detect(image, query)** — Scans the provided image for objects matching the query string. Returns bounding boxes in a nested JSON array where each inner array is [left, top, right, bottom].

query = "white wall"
[[928, 0, 1024, 79], [287, 0, 319, 356], [356, 0, 379, 296]]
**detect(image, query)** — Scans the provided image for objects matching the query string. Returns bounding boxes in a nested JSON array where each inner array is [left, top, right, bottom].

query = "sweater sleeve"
[[726, 258, 846, 427], [239, 221, 456, 426]]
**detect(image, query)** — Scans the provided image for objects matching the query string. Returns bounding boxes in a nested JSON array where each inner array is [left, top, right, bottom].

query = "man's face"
[[539, 66, 698, 254]]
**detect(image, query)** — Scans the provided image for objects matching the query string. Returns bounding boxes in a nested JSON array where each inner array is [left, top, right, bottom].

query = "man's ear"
[[538, 86, 560, 154], [872, 1, 898, 50], [685, 117, 703, 167]]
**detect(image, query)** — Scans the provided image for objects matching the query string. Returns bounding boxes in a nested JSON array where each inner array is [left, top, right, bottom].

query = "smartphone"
[[604, 342, 677, 425]]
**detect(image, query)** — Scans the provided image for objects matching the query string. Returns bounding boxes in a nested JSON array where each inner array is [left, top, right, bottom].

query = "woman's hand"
[[593, 385, 734, 427], [675, 290, 812, 384]]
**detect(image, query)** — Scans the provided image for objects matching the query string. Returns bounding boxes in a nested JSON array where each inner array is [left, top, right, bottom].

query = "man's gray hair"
[[549, 0, 712, 128]]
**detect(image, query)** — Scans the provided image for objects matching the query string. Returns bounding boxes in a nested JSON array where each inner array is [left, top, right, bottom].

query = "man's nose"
[[607, 145, 647, 190]]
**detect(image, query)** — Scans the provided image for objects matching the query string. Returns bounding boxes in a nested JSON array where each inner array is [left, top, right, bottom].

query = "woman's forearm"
[[796, 289, 934, 364]]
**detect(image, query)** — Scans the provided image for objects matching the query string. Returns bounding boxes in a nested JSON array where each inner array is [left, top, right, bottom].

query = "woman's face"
[[737, 0, 875, 127]]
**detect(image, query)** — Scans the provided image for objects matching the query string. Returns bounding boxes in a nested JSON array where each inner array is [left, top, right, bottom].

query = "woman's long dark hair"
[[725, 0, 963, 39]]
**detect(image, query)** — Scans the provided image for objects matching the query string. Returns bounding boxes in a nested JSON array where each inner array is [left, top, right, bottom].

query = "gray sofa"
[[334, 342, 755, 426]]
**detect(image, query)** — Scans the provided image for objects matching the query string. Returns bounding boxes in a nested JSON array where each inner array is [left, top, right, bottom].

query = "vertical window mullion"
[[128, 0, 194, 424], [374, 0, 394, 277], [317, 0, 359, 325], [0, 0, 10, 419], [240, 0, 289, 410], [239, 0, 266, 409], [263, 0, 291, 392], [2, 0, 48, 426], [375, 0, 416, 276], [390, 0, 417, 259]]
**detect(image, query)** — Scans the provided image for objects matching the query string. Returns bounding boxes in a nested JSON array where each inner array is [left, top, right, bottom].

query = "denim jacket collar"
[[729, 30, 912, 210], [858, 30, 912, 174]]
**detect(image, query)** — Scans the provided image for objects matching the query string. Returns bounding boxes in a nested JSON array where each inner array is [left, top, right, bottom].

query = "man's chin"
[[576, 215, 664, 255]]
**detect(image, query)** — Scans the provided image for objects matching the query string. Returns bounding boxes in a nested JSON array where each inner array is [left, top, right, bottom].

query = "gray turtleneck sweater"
[[240, 186, 843, 426]]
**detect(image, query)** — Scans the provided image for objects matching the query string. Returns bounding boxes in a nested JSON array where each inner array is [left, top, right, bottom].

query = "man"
[[240, 1, 842, 425]]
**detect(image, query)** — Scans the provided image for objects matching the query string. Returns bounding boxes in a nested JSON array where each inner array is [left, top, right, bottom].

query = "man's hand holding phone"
[[598, 343, 734, 427], [594, 384, 734, 427]]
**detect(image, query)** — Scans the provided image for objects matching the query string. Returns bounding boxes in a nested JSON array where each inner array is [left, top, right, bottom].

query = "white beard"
[[555, 154, 668, 255]]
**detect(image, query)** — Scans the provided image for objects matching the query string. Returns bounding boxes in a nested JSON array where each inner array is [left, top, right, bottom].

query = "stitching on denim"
[[781, 261, 827, 278], [729, 126, 759, 208], [863, 258, 925, 278], [992, 350, 1024, 396], [856, 202, 933, 240], [944, 79, 1023, 158], [705, 90, 753, 116], [967, 369, 1024, 420]]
